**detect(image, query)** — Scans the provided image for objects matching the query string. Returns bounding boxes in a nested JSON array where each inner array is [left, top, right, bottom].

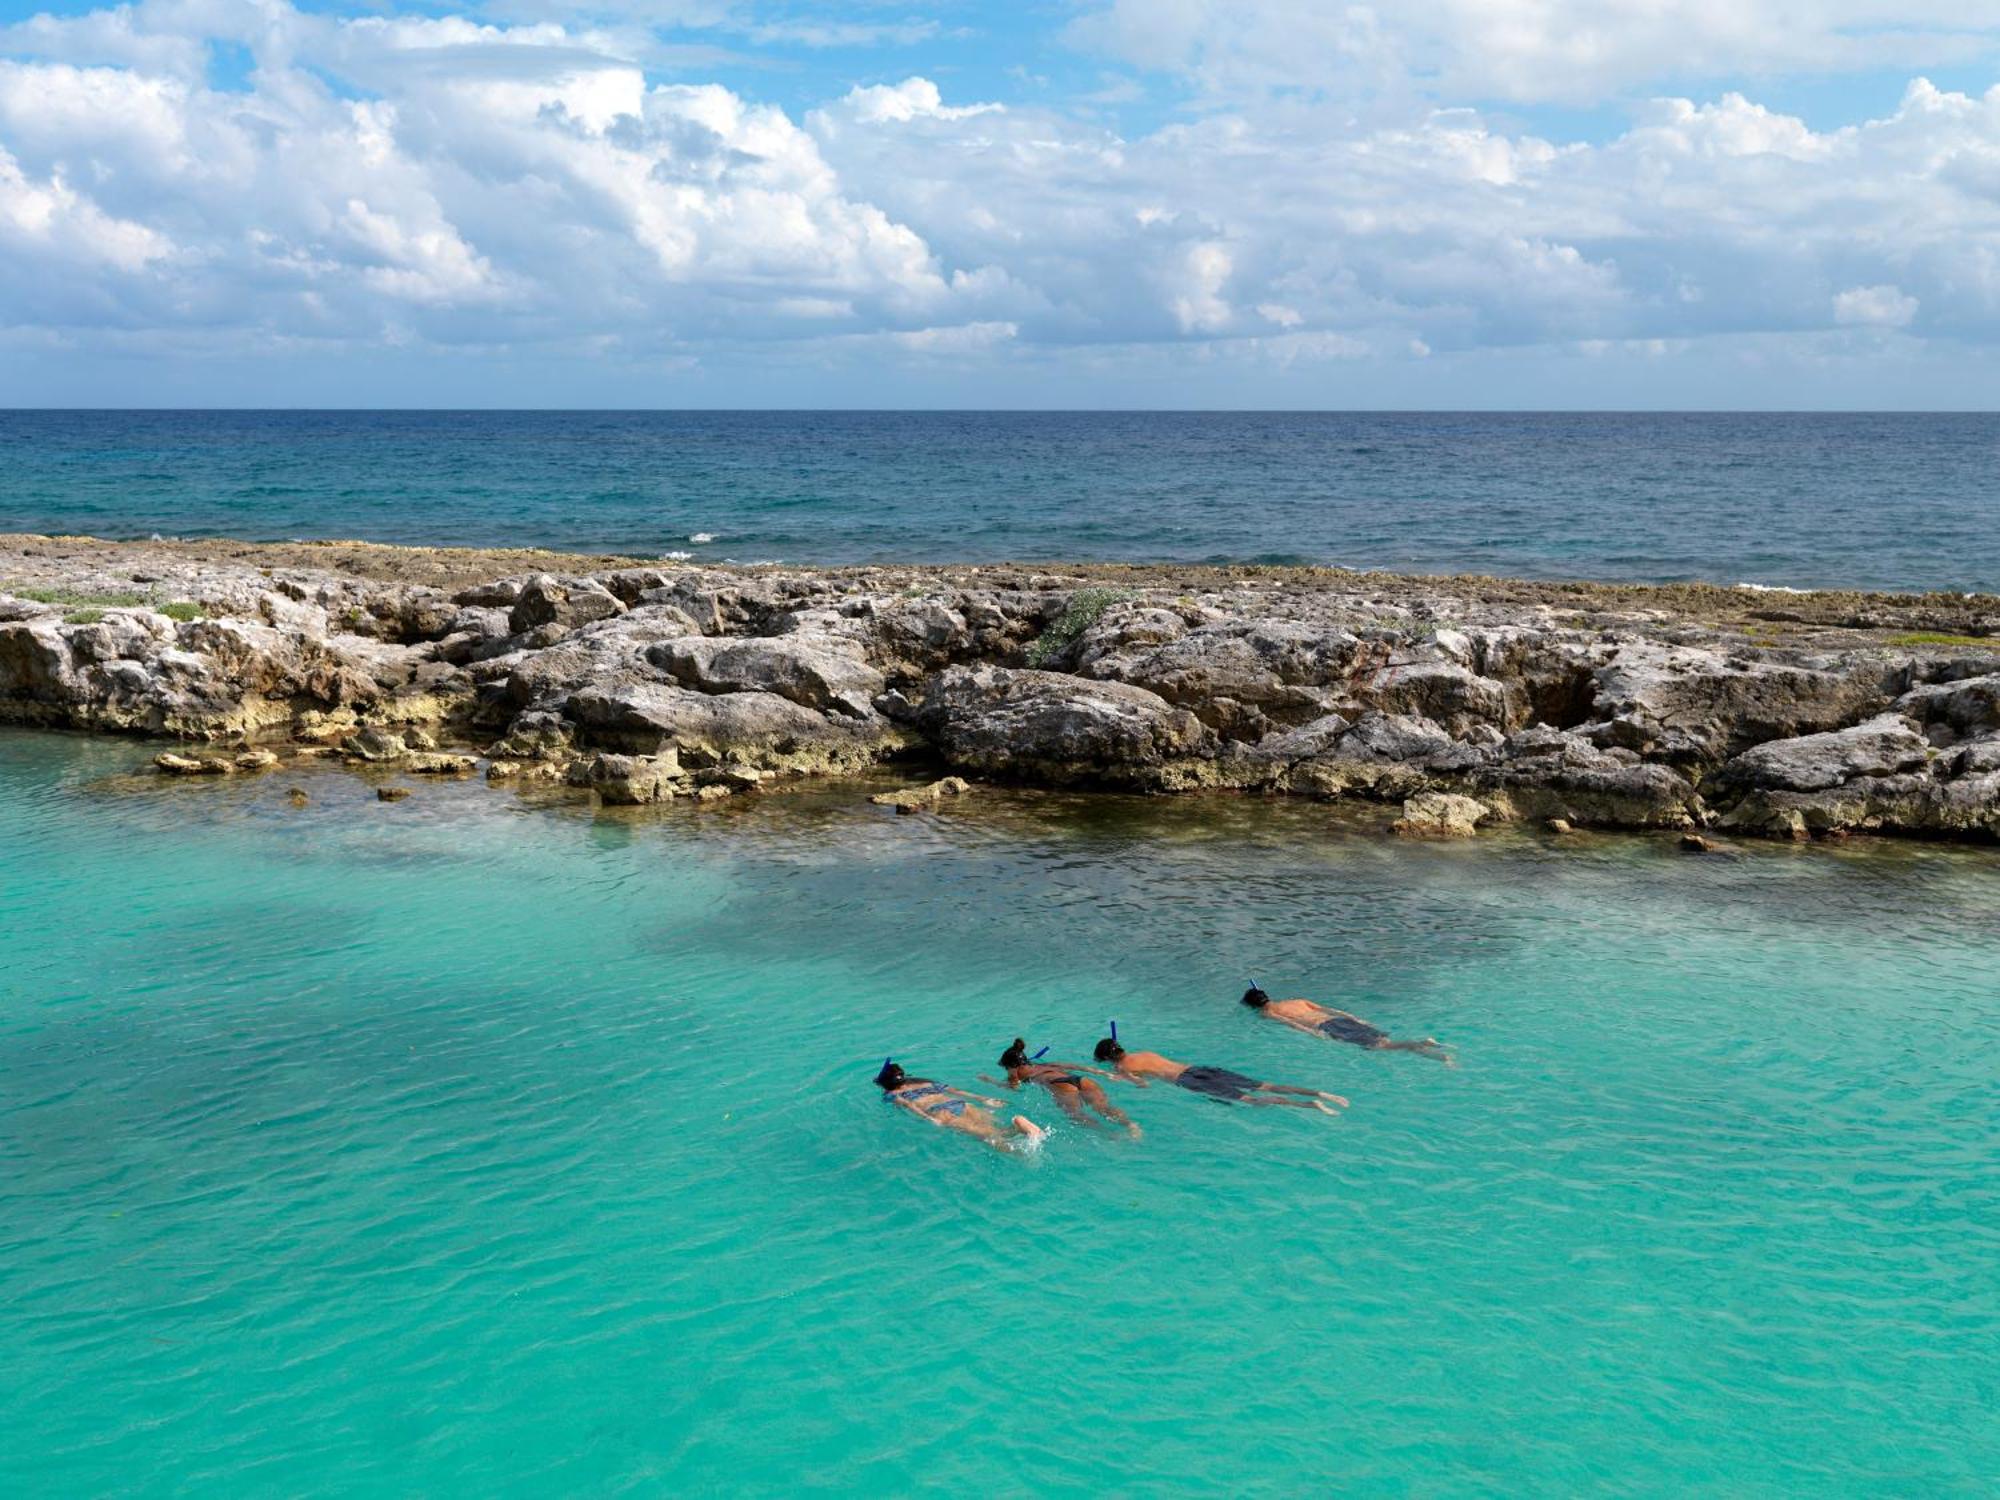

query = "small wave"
[[689, 532, 716, 544], [661, 550, 693, 562], [1734, 582, 1815, 594]]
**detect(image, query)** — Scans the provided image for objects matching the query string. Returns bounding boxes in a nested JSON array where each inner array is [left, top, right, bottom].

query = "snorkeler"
[[873, 1060, 1046, 1152], [982, 1038, 1141, 1137], [1241, 986, 1453, 1063], [1091, 1035, 1346, 1113]]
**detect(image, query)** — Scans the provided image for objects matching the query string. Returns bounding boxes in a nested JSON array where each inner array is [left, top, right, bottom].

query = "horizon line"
[[2, 407, 1998, 417]]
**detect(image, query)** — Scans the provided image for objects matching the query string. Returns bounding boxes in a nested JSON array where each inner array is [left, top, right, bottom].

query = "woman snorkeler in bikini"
[[873, 1060, 1046, 1152], [983, 1038, 1141, 1137]]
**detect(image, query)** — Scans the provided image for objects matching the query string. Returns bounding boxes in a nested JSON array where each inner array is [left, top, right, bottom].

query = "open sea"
[[4, 410, 2000, 591], [3, 733, 1996, 1495]]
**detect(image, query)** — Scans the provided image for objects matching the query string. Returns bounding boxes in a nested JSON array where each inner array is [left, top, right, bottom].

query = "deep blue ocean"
[[3, 410, 1997, 591]]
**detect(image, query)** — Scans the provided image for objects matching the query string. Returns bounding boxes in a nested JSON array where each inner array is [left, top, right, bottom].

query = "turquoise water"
[[5, 411, 2000, 590], [3, 729, 1997, 1495]]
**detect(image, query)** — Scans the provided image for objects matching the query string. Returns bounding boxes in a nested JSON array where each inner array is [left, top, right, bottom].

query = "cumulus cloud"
[[1834, 285, 1920, 328], [837, 76, 1003, 125], [1068, 0, 2000, 105], [1, 0, 1999, 391]]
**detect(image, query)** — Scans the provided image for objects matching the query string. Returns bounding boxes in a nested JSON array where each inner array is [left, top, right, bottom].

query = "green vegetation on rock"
[[1025, 587, 1136, 668], [1887, 631, 1993, 648], [11, 585, 151, 609]]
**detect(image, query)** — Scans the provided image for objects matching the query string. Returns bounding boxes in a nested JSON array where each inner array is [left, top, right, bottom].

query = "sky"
[[2, 2, 2000, 407]]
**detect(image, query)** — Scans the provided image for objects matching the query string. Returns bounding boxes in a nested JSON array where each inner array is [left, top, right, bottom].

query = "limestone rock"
[[1081, 619, 1362, 729], [405, 752, 478, 775], [489, 710, 573, 761], [14, 538, 2000, 844], [508, 575, 626, 636], [566, 750, 682, 804], [1390, 791, 1490, 838], [1591, 643, 1882, 763], [377, 785, 411, 802], [567, 681, 890, 774], [345, 727, 408, 762], [156, 751, 232, 775], [1715, 714, 1931, 793], [919, 665, 1217, 788], [870, 776, 972, 813], [697, 765, 768, 791], [1894, 673, 2000, 735], [648, 633, 886, 718]]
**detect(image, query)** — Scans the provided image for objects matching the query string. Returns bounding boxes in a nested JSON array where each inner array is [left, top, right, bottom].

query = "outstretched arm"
[[947, 1086, 1008, 1108], [1042, 1059, 1115, 1078], [977, 1074, 1020, 1092]]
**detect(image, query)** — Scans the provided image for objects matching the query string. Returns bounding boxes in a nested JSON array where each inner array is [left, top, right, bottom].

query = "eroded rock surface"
[[6, 534, 2000, 840]]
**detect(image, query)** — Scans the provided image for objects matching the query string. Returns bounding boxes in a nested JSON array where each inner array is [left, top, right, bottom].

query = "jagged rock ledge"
[[5, 533, 2000, 843]]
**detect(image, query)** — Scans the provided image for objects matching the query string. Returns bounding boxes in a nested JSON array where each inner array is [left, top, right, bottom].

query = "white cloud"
[[1068, 0, 2000, 105], [837, 77, 1003, 125], [1171, 241, 1232, 332], [1833, 284, 1919, 328], [0, 1, 1998, 388], [890, 319, 1019, 353], [0, 144, 173, 271]]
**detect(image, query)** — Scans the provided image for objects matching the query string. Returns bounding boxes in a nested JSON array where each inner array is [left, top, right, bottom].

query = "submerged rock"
[[155, 751, 232, 775], [567, 751, 683, 804], [870, 776, 973, 813]]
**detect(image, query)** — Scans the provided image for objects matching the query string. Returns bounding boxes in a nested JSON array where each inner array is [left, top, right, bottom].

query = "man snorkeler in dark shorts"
[[1092, 1037, 1346, 1113], [1241, 987, 1453, 1063]]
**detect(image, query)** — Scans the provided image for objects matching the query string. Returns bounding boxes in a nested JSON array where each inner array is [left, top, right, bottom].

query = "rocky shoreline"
[[5, 533, 1999, 844]]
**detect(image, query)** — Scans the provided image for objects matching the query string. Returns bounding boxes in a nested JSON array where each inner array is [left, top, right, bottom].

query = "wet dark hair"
[[874, 1061, 906, 1091], [1241, 987, 1271, 1008], [998, 1038, 1029, 1070], [1093, 1037, 1125, 1062]]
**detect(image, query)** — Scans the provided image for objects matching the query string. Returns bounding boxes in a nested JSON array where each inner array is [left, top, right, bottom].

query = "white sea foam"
[[1734, 582, 1815, 595], [689, 532, 716, 544], [662, 550, 693, 562]]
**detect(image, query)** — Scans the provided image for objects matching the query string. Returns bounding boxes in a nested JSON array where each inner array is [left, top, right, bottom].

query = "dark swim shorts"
[[1319, 1016, 1387, 1047], [1176, 1065, 1260, 1101]]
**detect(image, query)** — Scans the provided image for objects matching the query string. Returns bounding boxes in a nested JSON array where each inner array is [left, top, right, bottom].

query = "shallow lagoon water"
[[3, 730, 1997, 1495]]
